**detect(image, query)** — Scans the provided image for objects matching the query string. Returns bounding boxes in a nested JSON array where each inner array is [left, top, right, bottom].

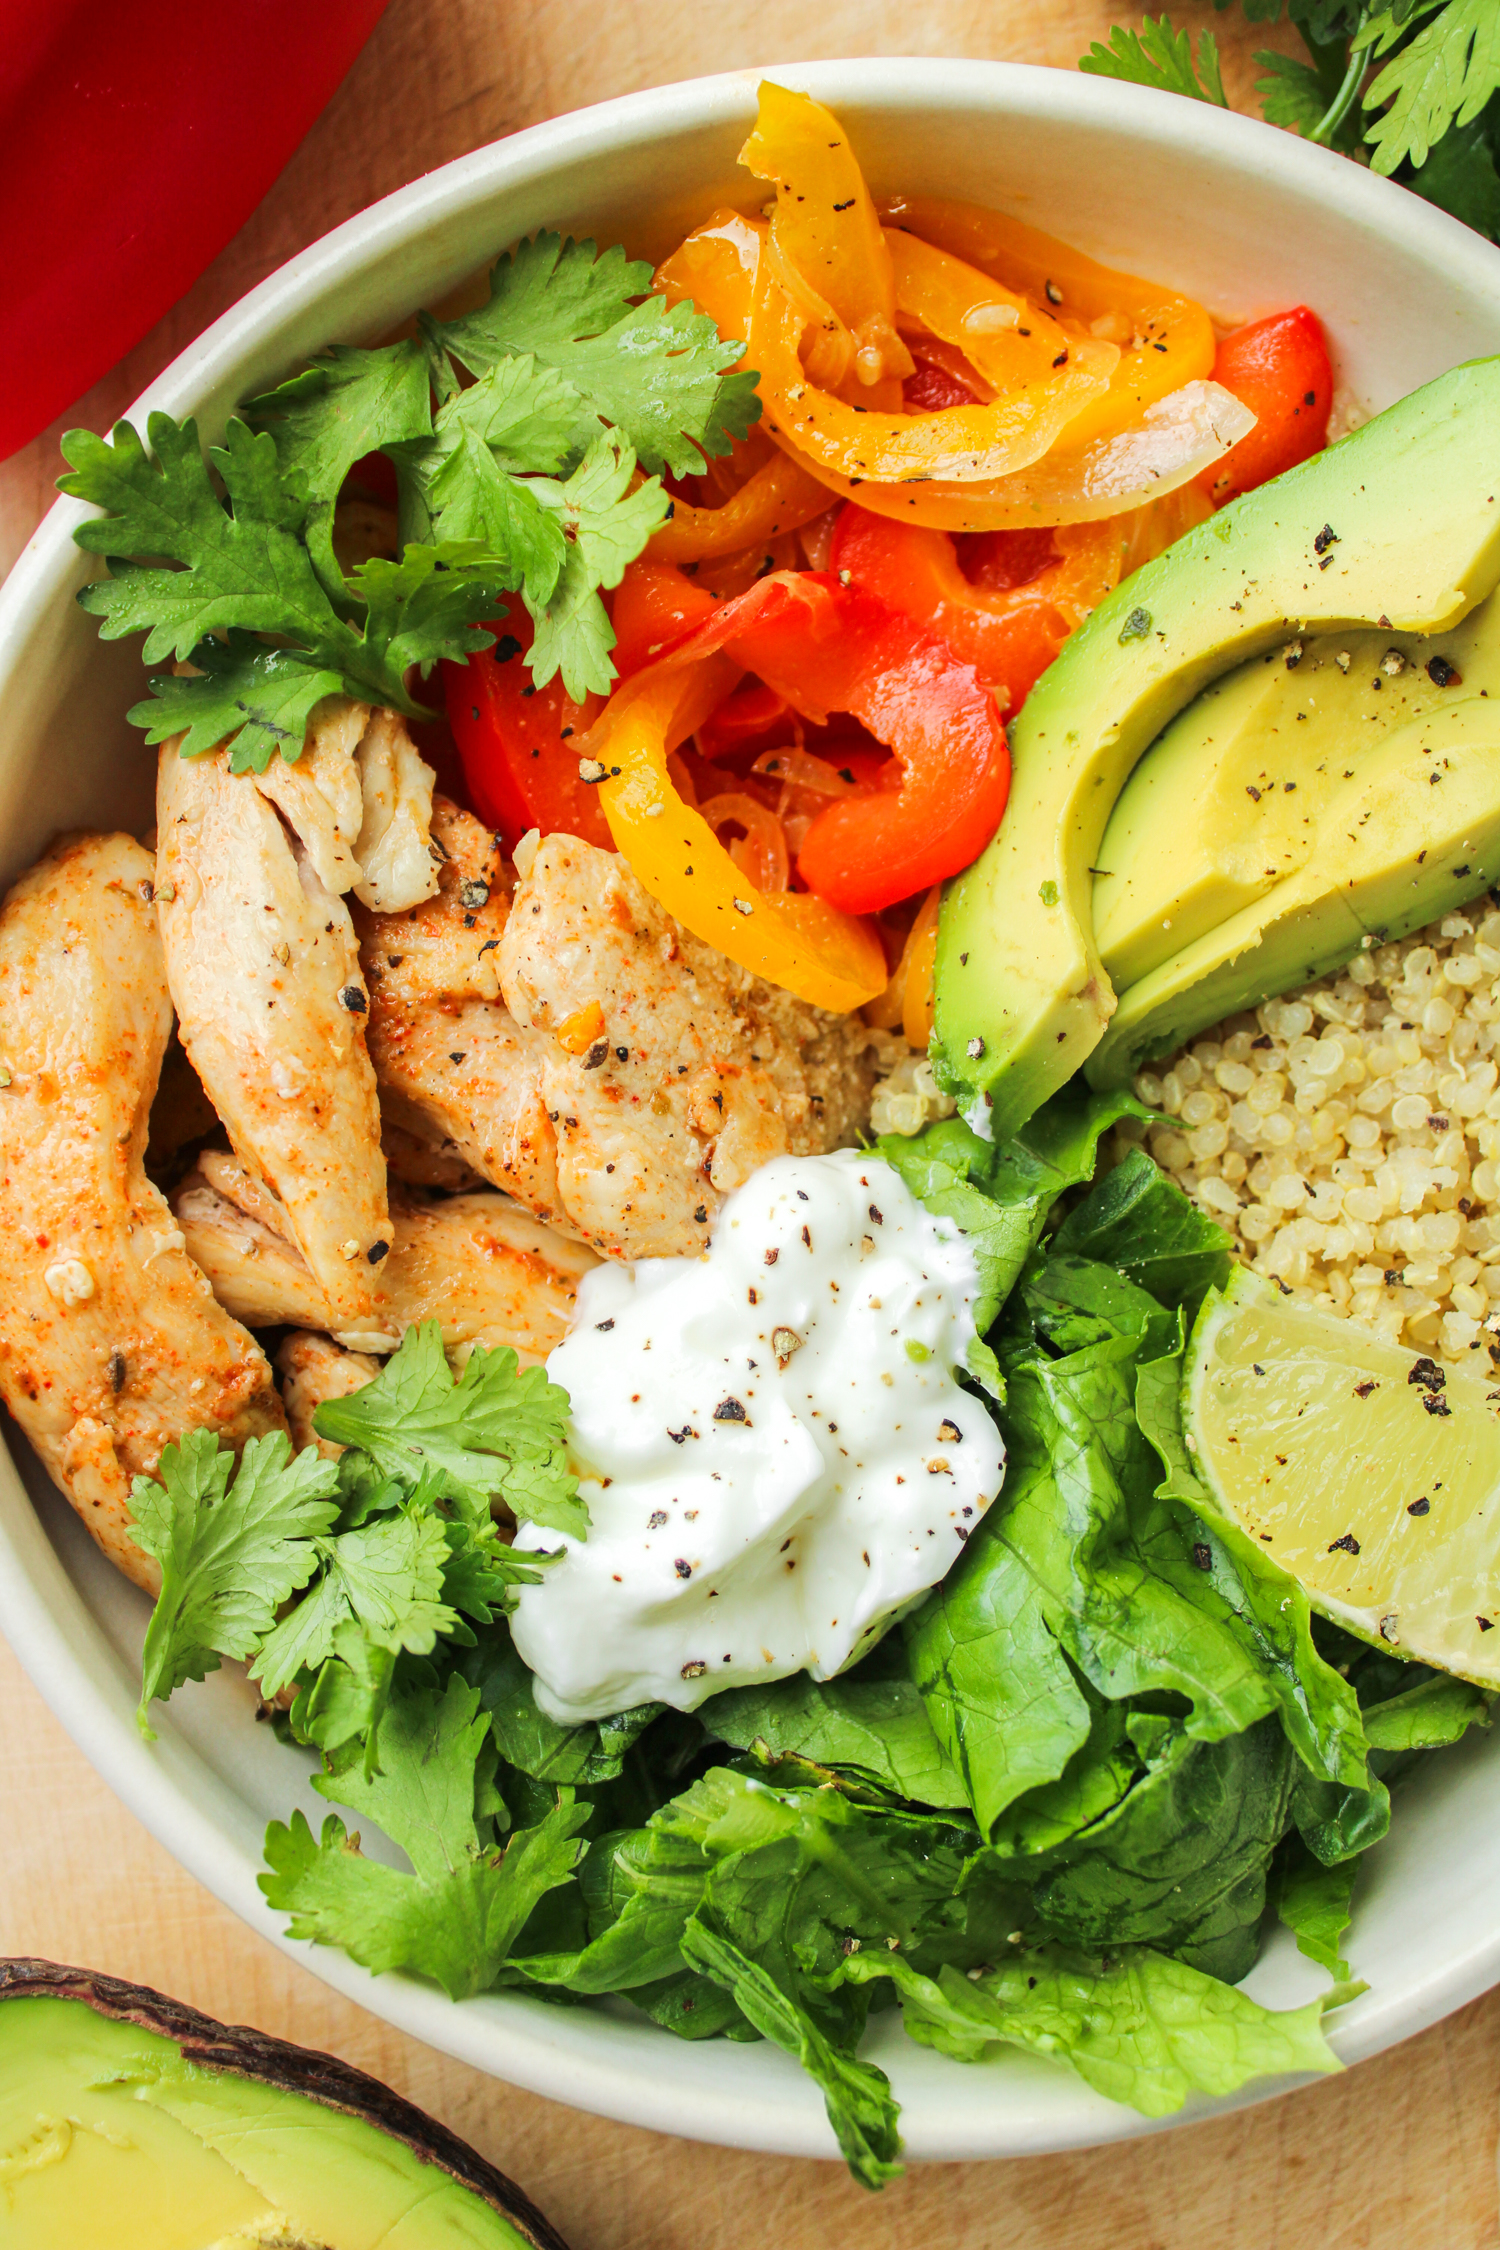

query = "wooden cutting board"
[[2, 4, 1498, 2242]]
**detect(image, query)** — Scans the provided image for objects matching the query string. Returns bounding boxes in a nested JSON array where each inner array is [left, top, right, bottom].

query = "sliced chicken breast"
[[0, 833, 285, 1593], [359, 807, 883, 1260], [174, 1151, 596, 1361], [358, 802, 566, 1223], [278, 1330, 379, 1459], [157, 743, 391, 1326]]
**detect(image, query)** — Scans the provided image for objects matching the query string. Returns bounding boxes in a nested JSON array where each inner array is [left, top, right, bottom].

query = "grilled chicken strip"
[[174, 1151, 596, 1360], [155, 698, 442, 1328], [0, 834, 285, 1594], [360, 806, 883, 1260], [357, 803, 565, 1223], [157, 745, 385, 1325], [278, 1330, 379, 1459]]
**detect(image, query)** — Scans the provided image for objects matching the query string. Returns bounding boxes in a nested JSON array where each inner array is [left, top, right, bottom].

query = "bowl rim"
[[6, 51, 1500, 2166]]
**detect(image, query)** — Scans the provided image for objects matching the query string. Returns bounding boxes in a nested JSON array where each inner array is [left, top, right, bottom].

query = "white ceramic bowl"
[[4, 57, 1500, 2165]]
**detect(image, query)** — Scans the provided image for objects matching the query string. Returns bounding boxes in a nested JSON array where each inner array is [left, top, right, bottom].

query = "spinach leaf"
[[463, 1624, 660, 1785], [700, 1668, 968, 1808], [1270, 1836, 1359, 1982], [1018, 1718, 1298, 1983], [1052, 1146, 1231, 1308], [878, 1086, 1145, 1394], [1361, 1671, 1493, 1754]]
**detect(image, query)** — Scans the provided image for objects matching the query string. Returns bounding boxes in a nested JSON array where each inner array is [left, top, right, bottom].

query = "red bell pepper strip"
[[830, 505, 1067, 720], [1198, 306, 1333, 504], [1, 0, 389, 461], [641, 571, 1010, 916], [442, 616, 610, 850], [611, 560, 720, 678]]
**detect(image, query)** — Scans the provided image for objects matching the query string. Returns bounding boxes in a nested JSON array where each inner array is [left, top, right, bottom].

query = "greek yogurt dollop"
[[511, 1149, 1006, 1723]]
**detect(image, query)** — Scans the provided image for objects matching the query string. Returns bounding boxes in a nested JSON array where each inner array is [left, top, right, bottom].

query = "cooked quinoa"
[[1117, 904, 1500, 1368]]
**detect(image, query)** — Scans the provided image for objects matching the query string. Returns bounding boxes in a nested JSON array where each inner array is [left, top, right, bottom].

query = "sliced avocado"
[[1093, 593, 1500, 988], [0, 1959, 567, 2250], [932, 358, 1500, 1141], [1087, 693, 1500, 1084]]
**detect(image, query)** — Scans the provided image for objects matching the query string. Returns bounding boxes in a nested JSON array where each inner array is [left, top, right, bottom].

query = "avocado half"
[[934, 357, 1500, 1138], [0, 1959, 569, 2250]]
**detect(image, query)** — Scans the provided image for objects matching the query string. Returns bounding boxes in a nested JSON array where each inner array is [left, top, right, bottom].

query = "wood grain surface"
[[2, 4, 1498, 2244]]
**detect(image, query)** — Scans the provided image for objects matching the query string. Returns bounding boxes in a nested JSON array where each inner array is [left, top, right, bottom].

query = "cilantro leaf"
[[1255, 48, 1343, 133], [431, 231, 758, 477], [313, 1321, 586, 1537], [59, 413, 501, 769], [525, 437, 670, 698], [290, 1622, 400, 1766], [128, 1429, 340, 1734], [252, 1508, 457, 1700], [1363, 0, 1500, 173], [129, 635, 346, 768], [260, 1670, 589, 1997], [242, 339, 433, 504], [1079, 15, 1230, 104]]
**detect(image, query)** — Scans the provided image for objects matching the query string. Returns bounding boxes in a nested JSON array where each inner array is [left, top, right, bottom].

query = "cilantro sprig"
[[1081, 5, 1500, 234], [261, 1670, 589, 1999], [127, 1323, 576, 1748], [62, 231, 757, 766]]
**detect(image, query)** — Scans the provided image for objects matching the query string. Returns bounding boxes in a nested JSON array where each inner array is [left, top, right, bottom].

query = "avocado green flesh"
[[0, 1996, 528, 2250], [1093, 592, 1500, 990], [933, 358, 1500, 1142], [1086, 694, 1500, 1086]]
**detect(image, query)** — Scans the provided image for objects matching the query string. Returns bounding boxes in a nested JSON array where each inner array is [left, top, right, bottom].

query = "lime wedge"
[[1184, 1270, 1500, 1681]]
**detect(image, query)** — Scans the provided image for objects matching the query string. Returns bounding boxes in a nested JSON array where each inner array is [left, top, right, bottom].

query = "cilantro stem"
[[1308, 11, 1375, 148]]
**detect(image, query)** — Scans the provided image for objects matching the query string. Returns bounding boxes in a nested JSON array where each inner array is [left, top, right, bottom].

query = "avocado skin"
[[0, 1957, 569, 2250], [933, 357, 1500, 1142]]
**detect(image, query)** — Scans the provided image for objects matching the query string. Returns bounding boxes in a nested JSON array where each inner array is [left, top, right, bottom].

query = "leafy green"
[[68, 232, 759, 758], [1361, 1671, 1493, 1752], [1363, 0, 1500, 174], [1052, 1146, 1231, 1308], [844, 1944, 1342, 2116], [467, 1625, 660, 1785], [59, 415, 502, 772], [908, 1161, 1372, 1885], [683, 1920, 903, 2189], [1021, 1719, 1297, 1982], [1407, 115, 1500, 230], [128, 1430, 340, 1733], [1271, 1837, 1358, 1980], [1079, 13, 1229, 103], [252, 1508, 456, 1700], [878, 1086, 1145, 1395], [313, 1321, 585, 1536], [242, 339, 434, 506], [1091, 6, 1500, 244], [260, 1670, 589, 1999], [429, 230, 758, 478], [700, 1662, 969, 1809]]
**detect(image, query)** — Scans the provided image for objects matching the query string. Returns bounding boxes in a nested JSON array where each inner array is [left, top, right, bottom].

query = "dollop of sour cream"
[[511, 1149, 1006, 1723]]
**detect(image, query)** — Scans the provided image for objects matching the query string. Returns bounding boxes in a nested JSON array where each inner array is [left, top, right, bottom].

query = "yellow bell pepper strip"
[[882, 194, 1216, 453], [788, 370, 1253, 533], [883, 228, 1118, 407], [739, 81, 913, 395], [866, 886, 943, 1045], [587, 659, 887, 1013], [672, 209, 1117, 490], [648, 448, 831, 563], [654, 210, 1234, 531]]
